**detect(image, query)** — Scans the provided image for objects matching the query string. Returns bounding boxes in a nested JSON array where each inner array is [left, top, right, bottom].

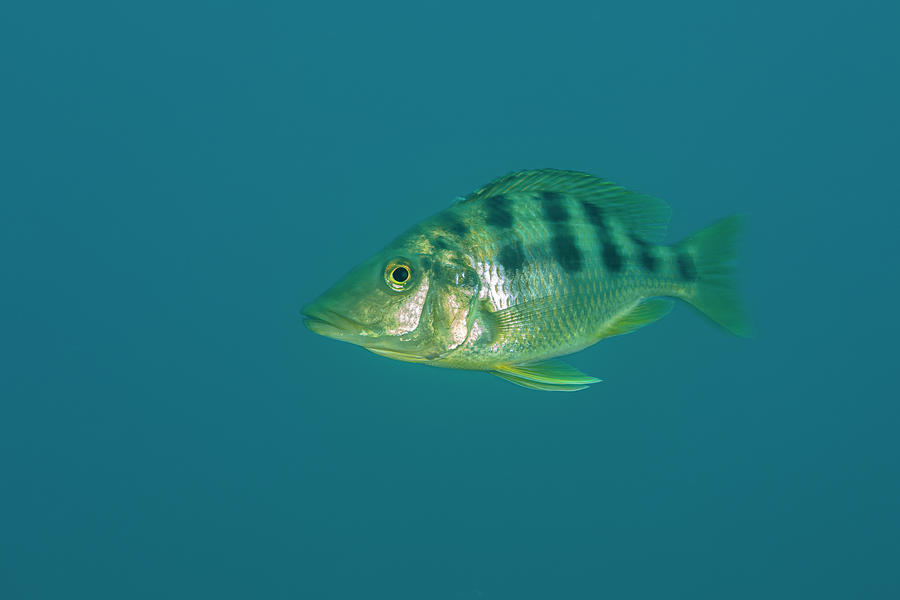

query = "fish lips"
[[301, 303, 429, 361], [300, 303, 365, 341]]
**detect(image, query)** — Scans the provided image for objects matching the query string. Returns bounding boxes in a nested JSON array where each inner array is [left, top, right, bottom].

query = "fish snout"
[[300, 302, 366, 339]]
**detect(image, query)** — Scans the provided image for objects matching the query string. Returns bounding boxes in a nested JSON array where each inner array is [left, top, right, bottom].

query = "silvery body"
[[302, 169, 747, 391]]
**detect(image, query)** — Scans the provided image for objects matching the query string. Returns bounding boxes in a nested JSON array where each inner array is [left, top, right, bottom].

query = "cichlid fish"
[[301, 169, 748, 391]]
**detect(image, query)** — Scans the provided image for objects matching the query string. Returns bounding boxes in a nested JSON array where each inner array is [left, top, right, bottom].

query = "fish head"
[[301, 245, 479, 363]]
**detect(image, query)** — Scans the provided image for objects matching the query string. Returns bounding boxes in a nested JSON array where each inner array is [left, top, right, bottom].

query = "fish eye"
[[392, 266, 409, 282], [385, 262, 412, 290]]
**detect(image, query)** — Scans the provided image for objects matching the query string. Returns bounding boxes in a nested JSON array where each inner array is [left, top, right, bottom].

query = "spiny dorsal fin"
[[464, 168, 671, 243], [596, 298, 674, 340], [493, 359, 601, 392]]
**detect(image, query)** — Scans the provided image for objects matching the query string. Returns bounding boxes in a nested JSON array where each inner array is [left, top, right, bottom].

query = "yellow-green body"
[[302, 169, 747, 391]]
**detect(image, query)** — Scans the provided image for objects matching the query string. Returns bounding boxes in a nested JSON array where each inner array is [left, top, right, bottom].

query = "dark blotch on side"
[[542, 190, 563, 202], [551, 234, 583, 273], [542, 194, 580, 272], [542, 192, 569, 223], [639, 249, 658, 272], [631, 235, 658, 272], [580, 200, 608, 232], [433, 237, 450, 250], [583, 199, 624, 273], [497, 241, 525, 275], [485, 195, 513, 228], [603, 242, 624, 272], [442, 214, 469, 237], [677, 253, 697, 281]]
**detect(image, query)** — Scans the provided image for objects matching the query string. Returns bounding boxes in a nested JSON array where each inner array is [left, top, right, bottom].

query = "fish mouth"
[[301, 303, 430, 362], [300, 304, 366, 341]]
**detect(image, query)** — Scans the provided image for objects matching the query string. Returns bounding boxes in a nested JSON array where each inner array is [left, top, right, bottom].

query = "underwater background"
[[2, 1, 899, 598]]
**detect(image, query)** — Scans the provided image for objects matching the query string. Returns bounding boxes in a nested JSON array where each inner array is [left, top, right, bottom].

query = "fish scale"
[[302, 169, 749, 391], [435, 192, 669, 365]]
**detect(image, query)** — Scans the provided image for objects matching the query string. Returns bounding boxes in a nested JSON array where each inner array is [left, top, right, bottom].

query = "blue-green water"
[[2, 1, 898, 598]]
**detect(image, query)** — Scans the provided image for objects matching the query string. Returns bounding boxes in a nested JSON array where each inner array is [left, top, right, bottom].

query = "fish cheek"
[[384, 276, 430, 337], [425, 263, 479, 353], [435, 289, 472, 351]]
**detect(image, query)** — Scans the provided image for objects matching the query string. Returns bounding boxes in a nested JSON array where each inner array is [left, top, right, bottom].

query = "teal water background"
[[2, 1, 899, 598]]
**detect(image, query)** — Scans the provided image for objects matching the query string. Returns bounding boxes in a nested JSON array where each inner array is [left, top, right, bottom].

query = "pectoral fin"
[[492, 359, 601, 392], [488, 296, 562, 331]]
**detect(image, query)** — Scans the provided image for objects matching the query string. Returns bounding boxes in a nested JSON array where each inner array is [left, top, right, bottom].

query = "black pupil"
[[392, 266, 409, 282]]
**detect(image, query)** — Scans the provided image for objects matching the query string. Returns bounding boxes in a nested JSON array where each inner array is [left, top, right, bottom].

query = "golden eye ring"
[[385, 262, 412, 290]]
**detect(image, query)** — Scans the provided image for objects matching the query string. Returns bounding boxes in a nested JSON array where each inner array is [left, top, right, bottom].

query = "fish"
[[301, 169, 749, 391]]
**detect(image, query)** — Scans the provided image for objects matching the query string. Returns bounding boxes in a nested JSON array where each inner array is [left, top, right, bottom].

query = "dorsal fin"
[[463, 168, 671, 242]]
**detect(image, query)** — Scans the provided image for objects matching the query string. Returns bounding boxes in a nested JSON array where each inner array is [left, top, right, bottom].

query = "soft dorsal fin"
[[464, 168, 671, 242], [596, 298, 674, 340], [493, 359, 601, 392]]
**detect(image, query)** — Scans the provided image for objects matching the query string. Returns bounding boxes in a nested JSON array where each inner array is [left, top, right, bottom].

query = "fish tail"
[[674, 215, 751, 337]]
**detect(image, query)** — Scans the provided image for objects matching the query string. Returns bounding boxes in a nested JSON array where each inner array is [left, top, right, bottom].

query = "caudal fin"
[[676, 215, 751, 337]]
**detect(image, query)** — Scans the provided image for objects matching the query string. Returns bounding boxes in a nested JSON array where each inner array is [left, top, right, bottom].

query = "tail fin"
[[676, 215, 751, 337]]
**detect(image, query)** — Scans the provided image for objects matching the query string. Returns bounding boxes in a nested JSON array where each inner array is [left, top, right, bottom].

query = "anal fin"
[[597, 298, 674, 340]]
